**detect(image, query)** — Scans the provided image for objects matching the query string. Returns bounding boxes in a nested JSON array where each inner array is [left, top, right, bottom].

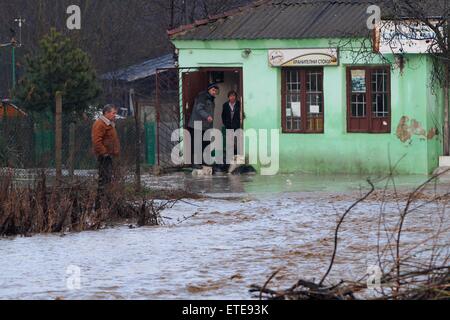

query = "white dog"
[[192, 166, 213, 176], [228, 155, 245, 174]]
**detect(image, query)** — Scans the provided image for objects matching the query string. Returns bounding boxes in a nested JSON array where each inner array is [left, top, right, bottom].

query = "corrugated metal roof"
[[169, 0, 447, 41], [169, 0, 373, 40], [101, 54, 176, 82]]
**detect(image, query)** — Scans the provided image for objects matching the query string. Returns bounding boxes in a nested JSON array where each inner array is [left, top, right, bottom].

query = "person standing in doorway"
[[188, 83, 219, 169], [222, 91, 243, 169], [92, 104, 121, 205]]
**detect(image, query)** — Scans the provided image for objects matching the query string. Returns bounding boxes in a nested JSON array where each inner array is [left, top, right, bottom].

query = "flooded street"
[[1, 173, 449, 300]]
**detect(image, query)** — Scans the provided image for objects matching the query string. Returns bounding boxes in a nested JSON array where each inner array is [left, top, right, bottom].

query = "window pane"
[[306, 70, 323, 132], [372, 93, 389, 118], [351, 93, 366, 117], [372, 69, 387, 92], [372, 69, 389, 118], [285, 70, 301, 131]]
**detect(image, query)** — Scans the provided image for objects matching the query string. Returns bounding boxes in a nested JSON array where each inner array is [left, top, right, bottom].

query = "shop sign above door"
[[268, 48, 339, 67]]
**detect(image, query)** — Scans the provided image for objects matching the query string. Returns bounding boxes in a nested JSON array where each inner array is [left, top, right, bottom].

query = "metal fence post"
[[69, 121, 76, 179], [134, 95, 142, 192], [55, 92, 62, 182]]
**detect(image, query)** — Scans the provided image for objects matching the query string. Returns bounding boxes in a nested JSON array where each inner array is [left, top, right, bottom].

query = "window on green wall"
[[281, 68, 324, 134], [347, 66, 391, 133]]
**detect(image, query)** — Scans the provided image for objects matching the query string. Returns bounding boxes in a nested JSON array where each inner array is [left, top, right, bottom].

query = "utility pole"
[[1, 39, 15, 95], [1, 18, 24, 95], [10, 18, 25, 92], [14, 17, 25, 46], [11, 45, 16, 90]]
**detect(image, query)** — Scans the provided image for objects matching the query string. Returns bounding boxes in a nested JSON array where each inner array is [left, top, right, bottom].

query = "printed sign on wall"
[[373, 20, 443, 54], [269, 48, 339, 67]]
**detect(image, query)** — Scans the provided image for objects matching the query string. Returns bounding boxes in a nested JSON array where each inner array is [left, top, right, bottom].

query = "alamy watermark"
[[67, 5, 81, 30], [66, 265, 82, 290], [367, 265, 382, 291], [171, 122, 280, 176], [366, 5, 381, 30]]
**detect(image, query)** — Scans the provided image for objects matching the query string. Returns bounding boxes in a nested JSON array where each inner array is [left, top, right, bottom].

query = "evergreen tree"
[[15, 29, 101, 115]]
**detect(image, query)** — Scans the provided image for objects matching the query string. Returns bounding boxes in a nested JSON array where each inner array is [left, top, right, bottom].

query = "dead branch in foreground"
[[251, 171, 450, 300]]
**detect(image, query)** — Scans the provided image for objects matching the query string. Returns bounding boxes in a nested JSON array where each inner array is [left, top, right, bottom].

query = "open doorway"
[[182, 67, 243, 165], [182, 68, 243, 129], [207, 69, 242, 131]]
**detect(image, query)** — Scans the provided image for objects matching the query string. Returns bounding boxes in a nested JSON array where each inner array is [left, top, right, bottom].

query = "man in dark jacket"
[[222, 91, 243, 170], [188, 83, 219, 168]]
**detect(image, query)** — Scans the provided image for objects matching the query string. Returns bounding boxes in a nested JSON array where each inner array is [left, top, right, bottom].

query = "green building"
[[169, 0, 447, 175]]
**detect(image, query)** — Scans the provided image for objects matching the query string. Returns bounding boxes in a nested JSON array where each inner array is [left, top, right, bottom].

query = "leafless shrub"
[[0, 170, 178, 237], [251, 170, 450, 300]]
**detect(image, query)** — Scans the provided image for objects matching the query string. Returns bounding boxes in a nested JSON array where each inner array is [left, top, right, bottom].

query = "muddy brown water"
[[1, 173, 449, 299]]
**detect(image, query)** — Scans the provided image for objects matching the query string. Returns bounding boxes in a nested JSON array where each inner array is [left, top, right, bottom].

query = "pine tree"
[[15, 29, 101, 115]]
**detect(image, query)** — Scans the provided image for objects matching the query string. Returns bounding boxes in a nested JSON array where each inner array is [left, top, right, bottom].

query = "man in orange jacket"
[[92, 104, 121, 201]]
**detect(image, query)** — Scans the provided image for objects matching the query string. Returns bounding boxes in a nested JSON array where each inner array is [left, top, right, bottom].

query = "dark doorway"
[[182, 68, 243, 165], [155, 67, 243, 168], [182, 67, 243, 131]]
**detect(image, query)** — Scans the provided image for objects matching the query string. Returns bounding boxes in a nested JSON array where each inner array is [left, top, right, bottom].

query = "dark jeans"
[[96, 155, 113, 208], [188, 127, 209, 167]]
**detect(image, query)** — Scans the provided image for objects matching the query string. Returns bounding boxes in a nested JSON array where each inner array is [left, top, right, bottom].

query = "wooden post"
[[55, 92, 62, 182], [68, 121, 76, 179], [134, 96, 142, 192]]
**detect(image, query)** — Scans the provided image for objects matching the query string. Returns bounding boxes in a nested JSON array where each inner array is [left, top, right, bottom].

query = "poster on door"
[[351, 70, 366, 93]]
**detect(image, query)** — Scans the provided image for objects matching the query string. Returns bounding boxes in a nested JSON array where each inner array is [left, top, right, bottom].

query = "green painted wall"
[[173, 38, 444, 175]]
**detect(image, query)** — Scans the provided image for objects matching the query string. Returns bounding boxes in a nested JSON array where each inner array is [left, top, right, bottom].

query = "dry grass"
[[0, 170, 178, 236]]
